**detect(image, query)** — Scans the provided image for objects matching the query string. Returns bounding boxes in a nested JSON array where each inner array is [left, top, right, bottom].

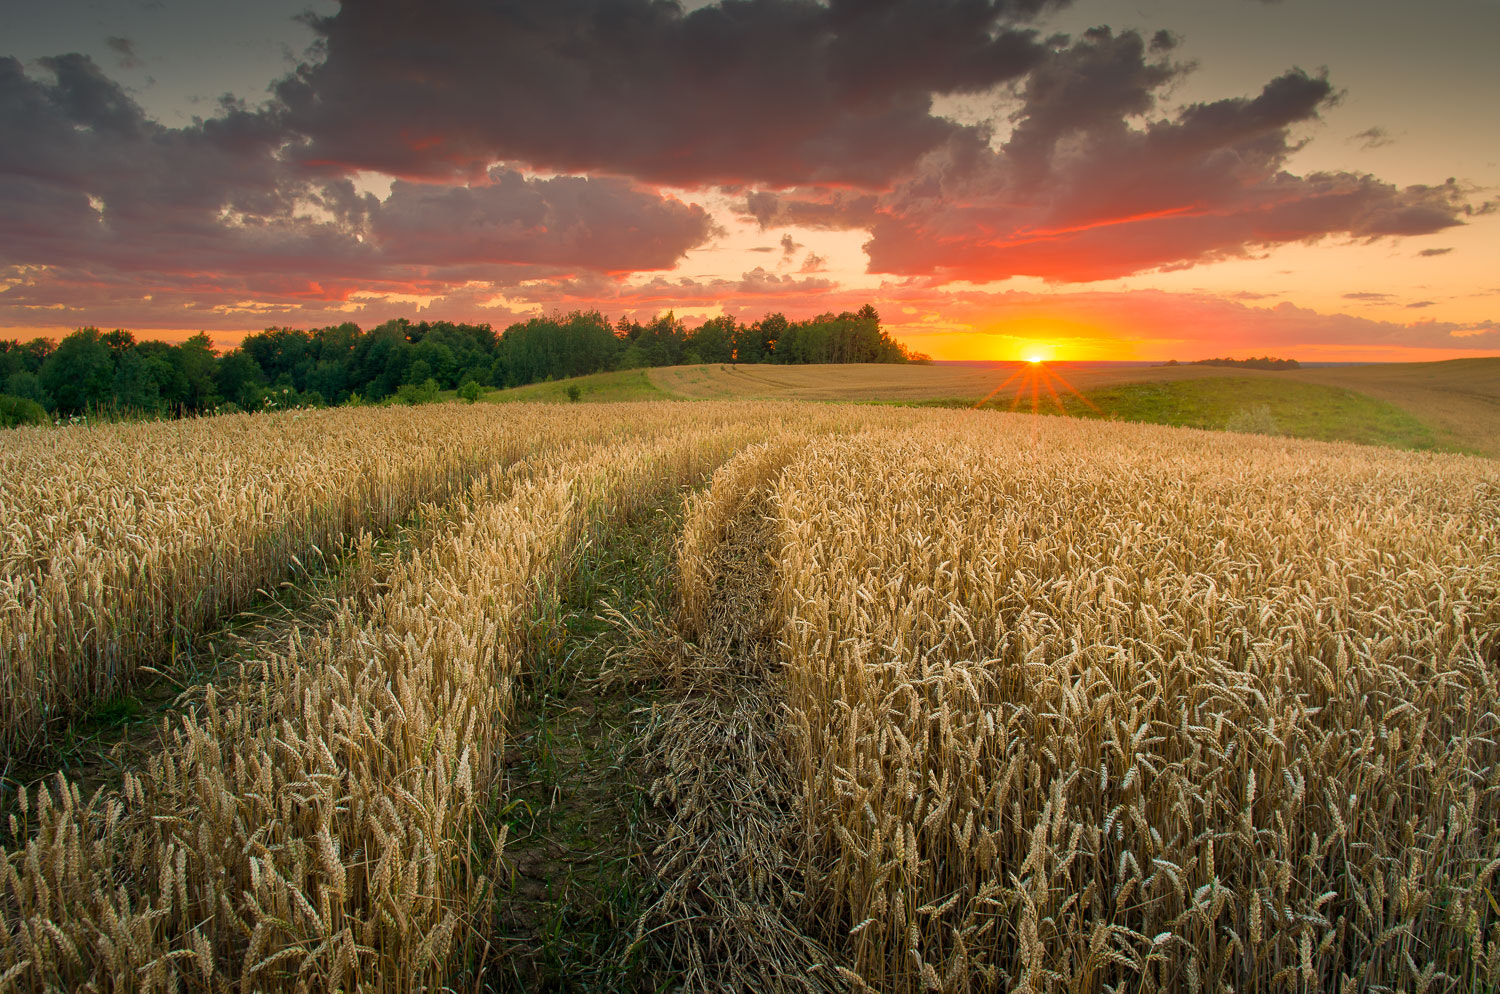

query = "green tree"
[[174, 333, 220, 412], [214, 349, 266, 411], [3, 371, 50, 409], [41, 328, 114, 414], [395, 377, 440, 405], [688, 316, 735, 364], [405, 359, 433, 386]]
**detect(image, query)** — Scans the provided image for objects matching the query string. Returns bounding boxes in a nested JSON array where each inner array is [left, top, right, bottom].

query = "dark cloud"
[[105, 36, 143, 70], [747, 29, 1476, 283], [0, 5, 1490, 339], [273, 0, 1065, 188], [1343, 292, 1393, 300], [1418, 247, 1454, 257], [372, 169, 711, 271], [0, 54, 711, 319], [1406, 300, 1436, 308], [742, 188, 881, 230], [1349, 126, 1394, 150]]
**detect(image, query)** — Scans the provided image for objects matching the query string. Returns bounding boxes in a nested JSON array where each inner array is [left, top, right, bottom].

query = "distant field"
[[482, 358, 1499, 456], [1284, 358, 1500, 456], [650, 360, 1241, 401], [482, 368, 667, 403], [978, 376, 1449, 451]]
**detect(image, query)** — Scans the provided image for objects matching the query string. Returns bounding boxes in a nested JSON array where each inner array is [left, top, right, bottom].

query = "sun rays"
[[972, 359, 1103, 415]]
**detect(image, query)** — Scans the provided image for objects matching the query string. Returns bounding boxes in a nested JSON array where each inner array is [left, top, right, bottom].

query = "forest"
[[1159, 356, 1303, 370], [0, 305, 922, 422]]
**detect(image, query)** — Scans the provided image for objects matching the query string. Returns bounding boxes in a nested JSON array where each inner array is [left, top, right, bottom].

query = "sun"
[[1025, 354, 1045, 364]]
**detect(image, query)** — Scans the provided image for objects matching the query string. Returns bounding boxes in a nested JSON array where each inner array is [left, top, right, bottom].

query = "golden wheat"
[[0, 404, 570, 762], [764, 413, 1500, 992]]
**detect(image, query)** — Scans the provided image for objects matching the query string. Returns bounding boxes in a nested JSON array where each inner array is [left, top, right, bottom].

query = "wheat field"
[[763, 417, 1500, 992], [2, 401, 1497, 991]]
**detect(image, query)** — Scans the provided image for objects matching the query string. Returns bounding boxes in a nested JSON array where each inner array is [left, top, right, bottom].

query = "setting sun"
[[1025, 355, 1044, 364]]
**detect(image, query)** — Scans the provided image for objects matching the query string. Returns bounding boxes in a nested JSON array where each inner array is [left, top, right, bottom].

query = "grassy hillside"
[[1052, 377, 1448, 450], [476, 358, 1497, 456], [482, 368, 668, 403], [649, 360, 1244, 401], [1285, 358, 1500, 455]]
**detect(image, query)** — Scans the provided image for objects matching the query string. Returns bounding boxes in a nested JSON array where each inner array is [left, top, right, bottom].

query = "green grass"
[[461, 368, 1452, 453], [480, 369, 670, 404], [1061, 377, 1451, 450], [483, 494, 689, 991], [904, 377, 1451, 451]]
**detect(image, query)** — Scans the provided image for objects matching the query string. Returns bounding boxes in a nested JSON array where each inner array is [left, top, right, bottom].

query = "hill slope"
[[645, 359, 1497, 456], [1283, 358, 1500, 456]]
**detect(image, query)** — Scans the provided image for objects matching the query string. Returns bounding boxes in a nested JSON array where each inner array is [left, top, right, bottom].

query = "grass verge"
[[1070, 377, 1453, 449], [904, 376, 1455, 451], [482, 369, 670, 404]]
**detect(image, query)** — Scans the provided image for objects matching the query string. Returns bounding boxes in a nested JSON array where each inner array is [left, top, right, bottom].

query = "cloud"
[[0, 54, 712, 329], [272, 0, 1065, 188], [105, 36, 143, 70], [0, 7, 1491, 351], [1418, 247, 1454, 257], [372, 168, 711, 271], [751, 29, 1479, 283], [1406, 300, 1436, 308], [742, 188, 881, 231], [1343, 292, 1393, 301], [908, 288, 1500, 354], [1349, 126, 1394, 150]]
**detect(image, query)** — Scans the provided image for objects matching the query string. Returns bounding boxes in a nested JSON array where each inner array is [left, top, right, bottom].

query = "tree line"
[[1160, 357, 1302, 370], [0, 305, 926, 423]]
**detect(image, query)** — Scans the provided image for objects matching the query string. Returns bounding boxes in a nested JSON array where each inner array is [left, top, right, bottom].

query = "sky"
[[1, 0, 1496, 361]]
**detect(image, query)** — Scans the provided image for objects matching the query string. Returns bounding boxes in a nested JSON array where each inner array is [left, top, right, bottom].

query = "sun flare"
[[1025, 354, 1044, 364]]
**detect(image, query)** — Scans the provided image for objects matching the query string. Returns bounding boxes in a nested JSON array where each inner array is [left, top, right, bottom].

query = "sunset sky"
[[3, 0, 1496, 361]]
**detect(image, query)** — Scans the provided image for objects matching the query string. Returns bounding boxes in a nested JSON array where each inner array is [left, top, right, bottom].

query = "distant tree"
[[174, 333, 220, 412], [41, 327, 115, 414], [689, 316, 735, 364], [3, 371, 50, 408], [405, 359, 434, 387], [738, 312, 786, 362], [395, 377, 440, 405], [457, 379, 484, 403], [214, 349, 266, 411]]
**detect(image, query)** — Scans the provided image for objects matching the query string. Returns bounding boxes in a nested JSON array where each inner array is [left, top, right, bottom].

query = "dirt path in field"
[[489, 473, 840, 992], [487, 500, 684, 991]]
